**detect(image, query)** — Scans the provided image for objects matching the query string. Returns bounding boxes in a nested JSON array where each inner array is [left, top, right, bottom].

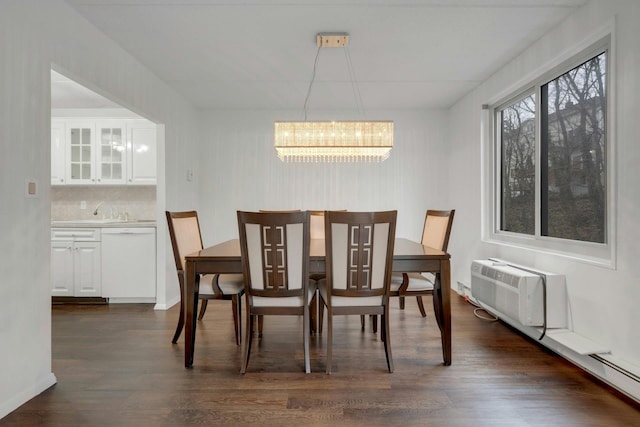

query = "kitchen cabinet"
[[96, 120, 127, 184], [51, 120, 66, 184], [65, 120, 127, 185], [66, 120, 95, 184], [51, 228, 101, 297], [101, 227, 156, 302], [51, 118, 156, 186], [126, 120, 157, 185]]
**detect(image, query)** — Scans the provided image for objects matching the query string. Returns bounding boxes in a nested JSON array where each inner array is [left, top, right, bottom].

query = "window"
[[500, 93, 536, 235], [492, 37, 610, 261]]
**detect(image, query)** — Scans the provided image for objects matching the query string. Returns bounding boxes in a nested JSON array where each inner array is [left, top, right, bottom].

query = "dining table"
[[183, 237, 452, 368]]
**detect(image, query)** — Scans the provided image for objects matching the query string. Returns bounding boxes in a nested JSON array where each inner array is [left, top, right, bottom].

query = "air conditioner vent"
[[471, 260, 567, 328]]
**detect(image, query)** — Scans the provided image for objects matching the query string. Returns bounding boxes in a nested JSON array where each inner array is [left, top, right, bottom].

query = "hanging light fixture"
[[274, 33, 394, 163]]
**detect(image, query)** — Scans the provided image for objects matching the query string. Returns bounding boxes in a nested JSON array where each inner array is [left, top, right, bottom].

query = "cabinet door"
[[96, 121, 126, 184], [66, 121, 95, 184], [127, 121, 157, 184], [51, 120, 66, 185], [51, 241, 74, 296], [74, 241, 101, 297]]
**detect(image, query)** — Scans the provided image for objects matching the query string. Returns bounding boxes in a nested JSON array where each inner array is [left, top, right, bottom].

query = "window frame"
[[486, 33, 615, 268]]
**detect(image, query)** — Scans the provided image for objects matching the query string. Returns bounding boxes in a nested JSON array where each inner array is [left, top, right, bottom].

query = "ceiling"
[[57, 0, 588, 112]]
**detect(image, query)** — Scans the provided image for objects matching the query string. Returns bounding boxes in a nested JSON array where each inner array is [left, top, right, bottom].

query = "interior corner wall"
[[0, 0, 200, 418], [444, 0, 640, 399]]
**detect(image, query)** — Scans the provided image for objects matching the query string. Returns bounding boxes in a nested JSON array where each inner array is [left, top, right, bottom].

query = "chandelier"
[[274, 121, 393, 163], [274, 33, 394, 163]]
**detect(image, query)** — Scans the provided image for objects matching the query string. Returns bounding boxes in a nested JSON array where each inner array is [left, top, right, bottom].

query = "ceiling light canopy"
[[274, 33, 394, 163]]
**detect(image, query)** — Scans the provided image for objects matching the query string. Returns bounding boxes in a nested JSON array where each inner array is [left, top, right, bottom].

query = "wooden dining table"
[[183, 237, 452, 368]]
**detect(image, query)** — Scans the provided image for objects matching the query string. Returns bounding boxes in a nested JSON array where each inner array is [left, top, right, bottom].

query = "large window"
[[493, 37, 610, 258]]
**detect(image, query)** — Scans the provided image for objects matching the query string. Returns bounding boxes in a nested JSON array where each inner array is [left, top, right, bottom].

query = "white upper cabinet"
[[52, 117, 156, 186], [51, 120, 66, 185], [127, 120, 157, 185], [96, 120, 127, 185], [66, 121, 96, 184]]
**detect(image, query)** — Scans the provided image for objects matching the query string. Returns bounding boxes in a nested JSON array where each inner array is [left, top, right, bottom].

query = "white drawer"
[[51, 228, 101, 241]]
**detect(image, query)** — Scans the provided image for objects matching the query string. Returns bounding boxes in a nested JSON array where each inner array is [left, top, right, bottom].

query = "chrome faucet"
[[93, 201, 105, 216]]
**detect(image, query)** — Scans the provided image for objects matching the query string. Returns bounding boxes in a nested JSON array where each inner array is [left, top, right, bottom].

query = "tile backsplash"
[[51, 186, 156, 221]]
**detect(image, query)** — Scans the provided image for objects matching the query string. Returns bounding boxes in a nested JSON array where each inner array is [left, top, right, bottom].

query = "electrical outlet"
[[80, 201, 86, 209], [456, 280, 471, 297]]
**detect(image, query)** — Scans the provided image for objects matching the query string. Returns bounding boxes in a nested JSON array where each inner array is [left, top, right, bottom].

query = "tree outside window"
[[498, 50, 607, 244]]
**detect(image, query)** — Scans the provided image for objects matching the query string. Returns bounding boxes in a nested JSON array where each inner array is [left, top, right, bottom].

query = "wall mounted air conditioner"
[[470, 259, 567, 328]]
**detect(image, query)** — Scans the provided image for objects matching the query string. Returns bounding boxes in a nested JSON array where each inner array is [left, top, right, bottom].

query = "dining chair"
[[393, 209, 455, 316], [254, 210, 302, 335], [318, 210, 397, 374], [166, 211, 244, 345], [237, 210, 314, 374], [308, 209, 346, 334]]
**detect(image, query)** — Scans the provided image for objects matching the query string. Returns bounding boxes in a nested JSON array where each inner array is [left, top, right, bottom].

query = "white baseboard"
[[107, 297, 156, 304], [493, 310, 639, 403], [154, 294, 179, 311], [0, 372, 57, 420]]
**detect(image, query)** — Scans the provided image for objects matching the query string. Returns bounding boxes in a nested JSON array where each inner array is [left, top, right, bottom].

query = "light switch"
[[186, 170, 193, 182], [25, 178, 38, 198]]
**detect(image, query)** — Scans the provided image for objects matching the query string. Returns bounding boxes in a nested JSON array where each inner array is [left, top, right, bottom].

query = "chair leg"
[[232, 294, 241, 346], [258, 315, 264, 337], [360, 315, 378, 333], [310, 293, 317, 335], [382, 309, 394, 373], [172, 299, 185, 344], [326, 310, 333, 375], [303, 304, 311, 374], [416, 296, 427, 317], [399, 295, 405, 310], [241, 311, 253, 374], [318, 298, 324, 334], [197, 299, 208, 320]]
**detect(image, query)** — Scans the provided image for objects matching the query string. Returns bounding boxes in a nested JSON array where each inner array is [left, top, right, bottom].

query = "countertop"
[[51, 219, 157, 228]]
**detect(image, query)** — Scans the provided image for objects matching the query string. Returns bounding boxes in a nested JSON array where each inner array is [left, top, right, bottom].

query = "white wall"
[[0, 0, 200, 418], [197, 109, 449, 246], [446, 0, 640, 398]]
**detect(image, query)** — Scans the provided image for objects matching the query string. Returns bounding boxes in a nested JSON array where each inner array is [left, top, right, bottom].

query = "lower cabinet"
[[101, 227, 156, 302], [51, 229, 101, 297], [51, 226, 156, 301]]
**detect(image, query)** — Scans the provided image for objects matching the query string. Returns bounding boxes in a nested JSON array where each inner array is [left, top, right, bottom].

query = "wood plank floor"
[[3, 295, 638, 426]]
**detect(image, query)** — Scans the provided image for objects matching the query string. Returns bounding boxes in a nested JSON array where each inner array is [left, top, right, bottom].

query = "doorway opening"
[[50, 68, 164, 307]]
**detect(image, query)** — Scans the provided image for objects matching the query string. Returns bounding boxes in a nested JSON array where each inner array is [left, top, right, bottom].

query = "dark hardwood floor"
[[3, 295, 638, 426]]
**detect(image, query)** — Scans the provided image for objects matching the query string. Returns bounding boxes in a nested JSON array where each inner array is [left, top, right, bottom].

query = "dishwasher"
[[101, 227, 156, 302]]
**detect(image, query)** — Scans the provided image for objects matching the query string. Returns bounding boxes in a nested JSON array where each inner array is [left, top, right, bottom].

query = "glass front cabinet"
[[64, 120, 126, 185], [53, 118, 156, 186]]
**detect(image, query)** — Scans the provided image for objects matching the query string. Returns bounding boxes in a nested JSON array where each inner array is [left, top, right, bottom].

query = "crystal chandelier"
[[275, 121, 393, 162], [274, 33, 394, 163]]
